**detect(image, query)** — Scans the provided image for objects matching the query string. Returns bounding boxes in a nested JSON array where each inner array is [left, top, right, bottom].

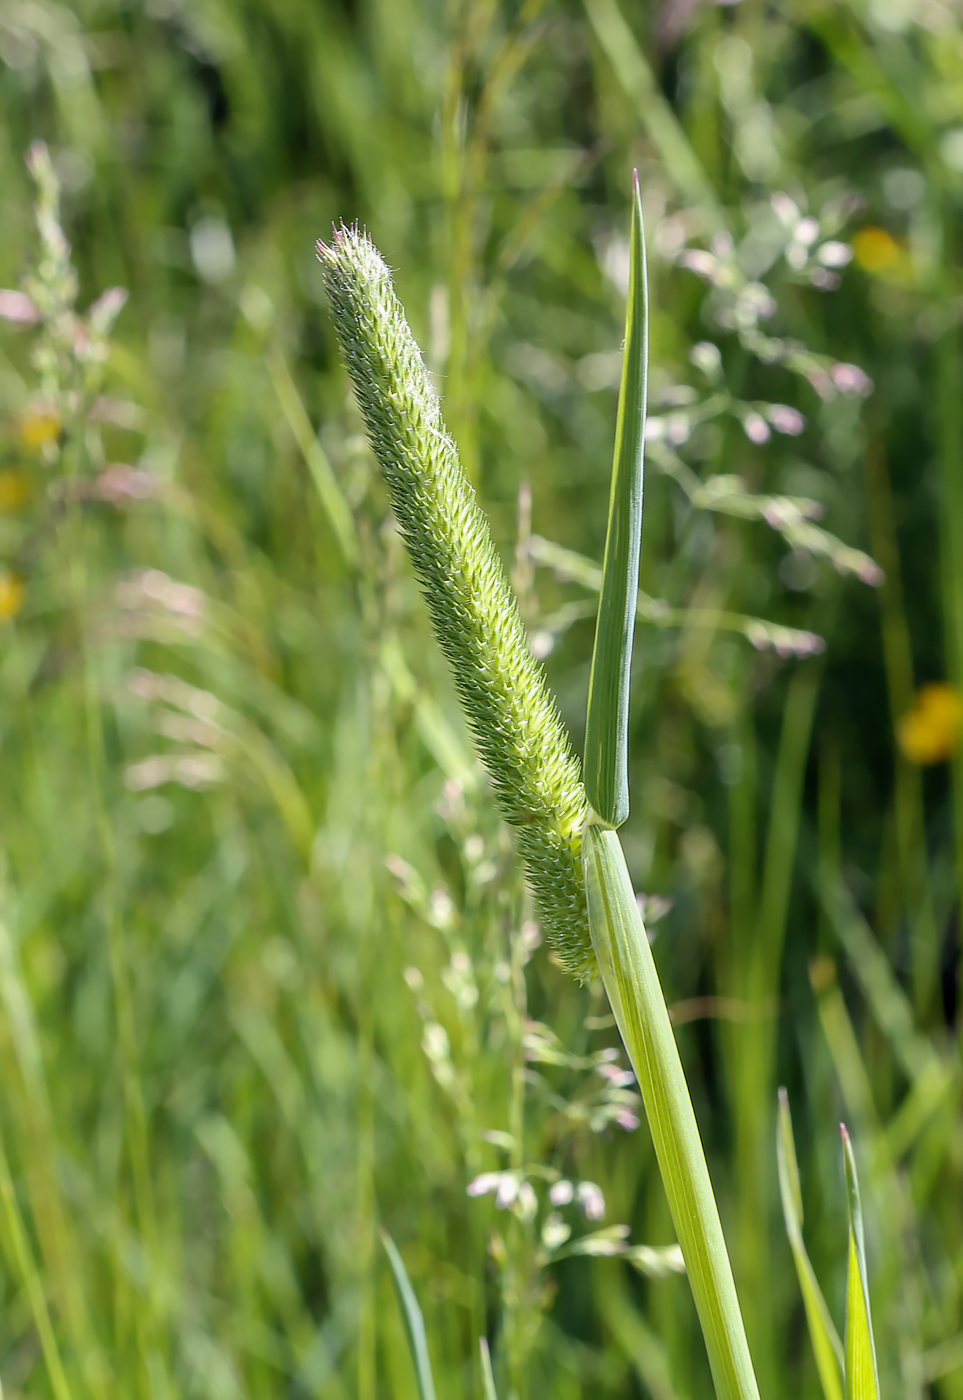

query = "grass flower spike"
[[323, 193, 762, 1400], [318, 226, 592, 978]]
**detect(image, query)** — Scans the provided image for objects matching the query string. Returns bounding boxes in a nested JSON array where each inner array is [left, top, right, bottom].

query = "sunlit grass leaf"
[[267, 347, 358, 567], [479, 1337, 500, 1400], [381, 1230, 438, 1400], [584, 170, 647, 829], [776, 1090, 844, 1400], [841, 1127, 880, 1400]]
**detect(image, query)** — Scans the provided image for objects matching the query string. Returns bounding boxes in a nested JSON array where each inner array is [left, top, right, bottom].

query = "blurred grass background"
[[0, 0, 962, 1396]]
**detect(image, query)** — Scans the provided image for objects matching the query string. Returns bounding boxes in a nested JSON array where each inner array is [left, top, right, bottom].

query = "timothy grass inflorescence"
[[319, 225, 593, 978]]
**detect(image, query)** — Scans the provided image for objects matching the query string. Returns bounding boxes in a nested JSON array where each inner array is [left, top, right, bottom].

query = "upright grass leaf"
[[479, 1337, 500, 1400], [584, 823, 760, 1400], [381, 1230, 439, 1400], [581, 177, 757, 1400], [584, 169, 647, 828], [0, 1134, 71, 1400], [267, 346, 358, 566], [821, 877, 934, 1084], [841, 1127, 881, 1400], [776, 1090, 845, 1400]]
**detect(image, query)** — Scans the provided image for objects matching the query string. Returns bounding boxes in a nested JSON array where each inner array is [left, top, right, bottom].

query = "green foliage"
[[479, 1338, 500, 1400], [777, 1099, 882, 1400], [381, 1232, 439, 1400], [777, 1091, 845, 1400], [842, 1129, 880, 1400], [584, 171, 647, 831], [0, 2, 961, 1398], [328, 192, 758, 1398], [585, 822, 758, 1400]]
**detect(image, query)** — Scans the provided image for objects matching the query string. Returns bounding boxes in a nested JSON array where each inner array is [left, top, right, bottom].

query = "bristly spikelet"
[[319, 225, 593, 979]]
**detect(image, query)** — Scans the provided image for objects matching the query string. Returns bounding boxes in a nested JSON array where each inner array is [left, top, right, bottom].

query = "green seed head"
[[319, 225, 593, 979]]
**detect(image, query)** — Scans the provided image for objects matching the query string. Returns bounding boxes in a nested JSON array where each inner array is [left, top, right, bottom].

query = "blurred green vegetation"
[[0, 0, 962, 1396]]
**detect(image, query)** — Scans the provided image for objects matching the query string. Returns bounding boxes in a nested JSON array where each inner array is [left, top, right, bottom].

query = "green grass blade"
[[0, 1134, 72, 1400], [381, 1230, 439, 1400], [822, 876, 934, 1083], [584, 822, 759, 1400], [841, 1127, 880, 1400], [479, 1338, 500, 1400], [776, 1090, 844, 1400], [583, 0, 729, 232], [584, 171, 648, 828], [267, 346, 358, 567]]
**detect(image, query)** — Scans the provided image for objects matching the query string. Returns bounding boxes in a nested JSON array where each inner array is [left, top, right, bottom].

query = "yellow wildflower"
[[852, 227, 901, 273], [897, 683, 963, 765], [0, 571, 25, 621], [19, 409, 61, 450], [0, 470, 31, 511]]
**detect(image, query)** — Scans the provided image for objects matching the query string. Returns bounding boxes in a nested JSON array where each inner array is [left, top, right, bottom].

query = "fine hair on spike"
[[319, 226, 593, 979]]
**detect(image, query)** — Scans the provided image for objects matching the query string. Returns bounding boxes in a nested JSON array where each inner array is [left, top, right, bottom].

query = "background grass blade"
[[841, 1127, 880, 1400], [584, 822, 759, 1400], [381, 1230, 439, 1400], [479, 1337, 500, 1400], [583, 170, 647, 830], [776, 1090, 844, 1400], [583, 0, 729, 231]]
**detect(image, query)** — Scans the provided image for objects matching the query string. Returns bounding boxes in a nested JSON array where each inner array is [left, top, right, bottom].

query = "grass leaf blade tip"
[[584, 169, 648, 828]]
